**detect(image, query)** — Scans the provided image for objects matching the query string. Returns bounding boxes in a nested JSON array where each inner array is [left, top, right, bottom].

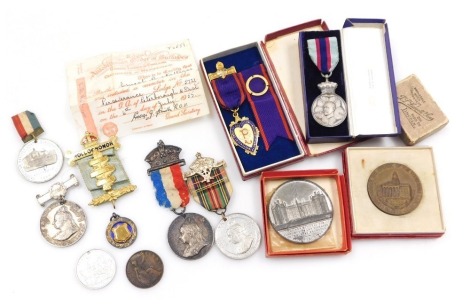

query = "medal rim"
[[167, 212, 214, 260], [40, 200, 87, 248], [105, 215, 138, 248], [268, 179, 334, 244], [214, 213, 261, 260], [126, 250, 164, 289], [17, 138, 64, 183]]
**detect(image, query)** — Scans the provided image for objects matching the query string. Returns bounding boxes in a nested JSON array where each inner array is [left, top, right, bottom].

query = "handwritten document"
[[67, 39, 209, 139]]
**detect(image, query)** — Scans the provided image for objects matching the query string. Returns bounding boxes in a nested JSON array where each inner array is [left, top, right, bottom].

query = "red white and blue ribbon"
[[150, 165, 190, 209], [307, 37, 339, 75], [11, 110, 44, 143]]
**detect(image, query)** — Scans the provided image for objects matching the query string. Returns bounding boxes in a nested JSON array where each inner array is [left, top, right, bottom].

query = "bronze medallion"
[[367, 163, 423, 216], [126, 250, 164, 289]]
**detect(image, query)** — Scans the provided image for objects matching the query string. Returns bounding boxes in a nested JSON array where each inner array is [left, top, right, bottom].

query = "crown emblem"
[[145, 140, 185, 174]]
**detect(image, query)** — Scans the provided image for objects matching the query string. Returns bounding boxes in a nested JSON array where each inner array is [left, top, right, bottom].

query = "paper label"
[[67, 39, 209, 138]]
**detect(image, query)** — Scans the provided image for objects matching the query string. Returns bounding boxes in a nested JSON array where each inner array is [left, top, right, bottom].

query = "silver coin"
[[268, 180, 333, 244], [168, 213, 213, 260], [17, 138, 63, 183], [40, 200, 87, 247], [215, 213, 261, 260], [76, 249, 116, 290], [311, 81, 347, 128]]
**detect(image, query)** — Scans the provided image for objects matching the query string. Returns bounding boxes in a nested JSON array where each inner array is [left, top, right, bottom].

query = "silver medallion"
[[17, 138, 63, 183], [37, 175, 87, 247], [105, 213, 137, 248], [311, 81, 347, 128], [215, 213, 261, 260], [168, 213, 213, 260], [268, 180, 333, 244], [76, 249, 116, 290]]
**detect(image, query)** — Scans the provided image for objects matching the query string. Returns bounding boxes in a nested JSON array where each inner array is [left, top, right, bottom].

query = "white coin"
[[76, 249, 116, 290]]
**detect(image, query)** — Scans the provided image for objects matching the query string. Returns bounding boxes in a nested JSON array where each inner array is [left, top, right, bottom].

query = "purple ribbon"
[[239, 64, 293, 150], [211, 74, 245, 110]]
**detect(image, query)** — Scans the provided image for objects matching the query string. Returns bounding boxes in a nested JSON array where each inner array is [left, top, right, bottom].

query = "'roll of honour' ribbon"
[[238, 64, 293, 150]]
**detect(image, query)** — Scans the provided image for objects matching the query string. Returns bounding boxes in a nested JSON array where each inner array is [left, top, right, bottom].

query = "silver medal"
[[37, 175, 87, 247], [17, 138, 63, 183], [268, 180, 333, 244], [215, 213, 261, 260], [167, 213, 213, 260], [76, 249, 116, 289], [311, 81, 347, 128]]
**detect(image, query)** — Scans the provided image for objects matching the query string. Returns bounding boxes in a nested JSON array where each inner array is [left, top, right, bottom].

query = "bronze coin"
[[126, 250, 164, 288], [367, 163, 423, 216]]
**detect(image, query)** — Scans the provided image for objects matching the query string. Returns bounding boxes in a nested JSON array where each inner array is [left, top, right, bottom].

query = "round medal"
[[367, 163, 423, 216], [167, 213, 213, 260], [17, 138, 63, 183], [76, 249, 116, 289], [40, 200, 87, 247], [126, 250, 164, 289], [105, 213, 137, 248], [268, 180, 333, 244], [215, 213, 261, 260], [311, 82, 347, 128]]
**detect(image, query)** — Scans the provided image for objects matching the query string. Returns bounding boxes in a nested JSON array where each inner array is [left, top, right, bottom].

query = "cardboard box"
[[299, 19, 401, 143], [343, 147, 445, 238], [260, 170, 351, 256]]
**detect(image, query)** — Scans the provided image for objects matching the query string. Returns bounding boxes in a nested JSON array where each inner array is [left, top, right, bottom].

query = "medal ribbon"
[[186, 167, 231, 212], [150, 164, 190, 209], [211, 74, 246, 111], [11, 110, 44, 143], [307, 37, 339, 75], [239, 64, 293, 150]]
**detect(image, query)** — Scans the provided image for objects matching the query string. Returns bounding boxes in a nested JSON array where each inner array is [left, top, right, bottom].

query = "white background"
[[1, 1, 467, 306]]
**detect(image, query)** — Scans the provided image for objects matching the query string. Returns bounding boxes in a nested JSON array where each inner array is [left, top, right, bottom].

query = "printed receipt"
[[67, 39, 209, 138]]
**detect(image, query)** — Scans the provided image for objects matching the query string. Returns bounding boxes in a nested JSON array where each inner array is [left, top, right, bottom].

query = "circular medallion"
[[105, 213, 137, 248], [367, 163, 423, 216], [311, 93, 347, 128], [76, 249, 116, 290], [17, 138, 63, 183], [40, 200, 87, 247], [126, 250, 164, 289], [268, 180, 333, 244], [215, 213, 261, 260], [168, 213, 213, 260]]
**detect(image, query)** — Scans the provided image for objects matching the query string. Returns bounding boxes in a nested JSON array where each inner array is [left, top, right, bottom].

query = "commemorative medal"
[[268, 179, 333, 244], [367, 163, 423, 216], [146, 140, 213, 260], [184, 153, 261, 259], [208, 62, 259, 155], [12, 111, 63, 183], [76, 249, 116, 290], [36, 174, 87, 247], [307, 37, 348, 128], [68, 132, 136, 207]]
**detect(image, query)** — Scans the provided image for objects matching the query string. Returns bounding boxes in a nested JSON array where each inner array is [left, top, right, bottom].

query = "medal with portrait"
[[146, 141, 213, 260], [36, 174, 87, 247], [184, 153, 261, 260]]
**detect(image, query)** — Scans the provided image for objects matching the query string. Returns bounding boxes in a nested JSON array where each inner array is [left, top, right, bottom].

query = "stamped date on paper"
[[67, 39, 209, 138]]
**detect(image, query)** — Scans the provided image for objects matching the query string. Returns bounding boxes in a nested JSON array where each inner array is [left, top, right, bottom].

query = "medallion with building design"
[[367, 163, 423, 216], [268, 180, 333, 244]]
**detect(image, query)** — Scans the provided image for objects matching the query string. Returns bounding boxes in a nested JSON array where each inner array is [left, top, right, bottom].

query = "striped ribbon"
[[307, 37, 339, 75], [186, 167, 231, 211], [11, 111, 44, 143], [150, 164, 190, 209]]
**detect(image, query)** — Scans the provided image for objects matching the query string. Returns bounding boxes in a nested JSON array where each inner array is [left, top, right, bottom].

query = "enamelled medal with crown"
[[146, 141, 213, 260], [69, 132, 138, 248], [307, 37, 347, 128], [184, 153, 261, 260]]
